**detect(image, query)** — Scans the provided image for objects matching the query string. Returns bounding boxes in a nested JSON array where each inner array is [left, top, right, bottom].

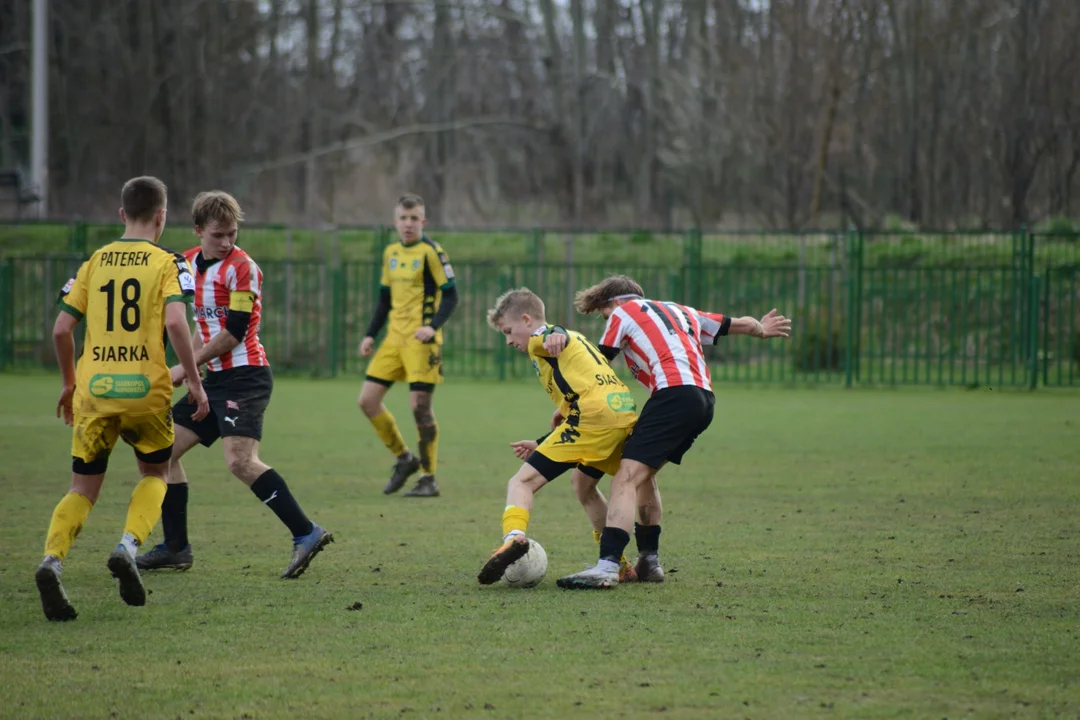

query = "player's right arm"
[[361, 285, 391, 356], [53, 261, 90, 425], [360, 247, 392, 356]]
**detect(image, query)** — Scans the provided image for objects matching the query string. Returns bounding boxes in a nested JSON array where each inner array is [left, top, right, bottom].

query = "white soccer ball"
[[503, 540, 548, 588]]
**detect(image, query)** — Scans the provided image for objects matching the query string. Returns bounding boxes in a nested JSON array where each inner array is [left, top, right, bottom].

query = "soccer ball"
[[502, 540, 548, 588]]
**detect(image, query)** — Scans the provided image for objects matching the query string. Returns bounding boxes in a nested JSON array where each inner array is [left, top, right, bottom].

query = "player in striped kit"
[[553, 275, 791, 589], [137, 191, 332, 579]]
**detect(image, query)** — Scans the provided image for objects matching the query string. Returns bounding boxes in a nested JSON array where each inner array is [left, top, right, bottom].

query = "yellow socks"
[[502, 506, 530, 539], [418, 423, 439, 475], [370, 410, 407, 456], [123, 476, 167, 546], [593, 529, 629, 566], [44, 492, 93, 561]]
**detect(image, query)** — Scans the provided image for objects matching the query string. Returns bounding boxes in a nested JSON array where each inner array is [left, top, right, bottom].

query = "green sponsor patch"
[[606, 391, 636, 412], [89, 374, 151, 399]]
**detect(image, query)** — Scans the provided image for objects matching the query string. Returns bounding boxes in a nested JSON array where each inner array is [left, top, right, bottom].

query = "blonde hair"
[[191, 190, 245, 228], [487, 287, 546, 330], [574, 275, 645, 314]]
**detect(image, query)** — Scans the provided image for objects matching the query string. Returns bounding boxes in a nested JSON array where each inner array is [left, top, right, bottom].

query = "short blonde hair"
[[191, 190, 245, 228], [487, 288, 546, 330], [574, 275, 645, 314]]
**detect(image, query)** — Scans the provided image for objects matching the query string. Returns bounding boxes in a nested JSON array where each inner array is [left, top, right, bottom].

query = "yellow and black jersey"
[[379, 237, 455, 344], [527, 325, 638, 429], [58, 238, 195, 417]]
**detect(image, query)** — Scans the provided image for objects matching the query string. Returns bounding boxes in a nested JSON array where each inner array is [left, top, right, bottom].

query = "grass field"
[[1, 374, 1078, 719]]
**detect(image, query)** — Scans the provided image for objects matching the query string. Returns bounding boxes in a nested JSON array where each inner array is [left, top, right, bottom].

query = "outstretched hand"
[[758, 309, 791, 339], [510, 439, 538, 460]]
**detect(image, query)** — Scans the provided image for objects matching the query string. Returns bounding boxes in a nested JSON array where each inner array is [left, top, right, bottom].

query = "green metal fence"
[[1, 227, 1077, 387]]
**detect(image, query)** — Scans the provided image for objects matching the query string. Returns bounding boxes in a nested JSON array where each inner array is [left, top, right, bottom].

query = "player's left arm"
[[194, 260, 257, 365], [726, 309, 792, 339], [415, 244, 458, 342]]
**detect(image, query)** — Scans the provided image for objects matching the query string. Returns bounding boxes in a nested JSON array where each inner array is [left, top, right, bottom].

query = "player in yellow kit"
[[476, 288, 640, 585], [358, 194, 458, 497], [35, 176, 209, 621]]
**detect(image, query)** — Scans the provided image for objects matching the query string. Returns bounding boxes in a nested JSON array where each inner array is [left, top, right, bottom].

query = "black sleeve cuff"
[[599, 344, 620, 361], [225, 309, 251, 341], [717, 316, 732, 338]]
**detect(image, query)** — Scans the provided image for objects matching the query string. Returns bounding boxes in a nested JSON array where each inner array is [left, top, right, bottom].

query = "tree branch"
[[233, 117, 549, 175]]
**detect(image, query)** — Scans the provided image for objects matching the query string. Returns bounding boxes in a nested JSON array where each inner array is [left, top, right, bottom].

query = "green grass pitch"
[[1, 374, 1078, 719]]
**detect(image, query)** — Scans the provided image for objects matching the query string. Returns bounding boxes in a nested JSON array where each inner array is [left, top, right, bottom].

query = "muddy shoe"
[[384, 451, 421, 494]]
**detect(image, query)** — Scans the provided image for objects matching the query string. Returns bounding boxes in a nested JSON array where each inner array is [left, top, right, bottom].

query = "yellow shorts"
[[366, 342, 444, 387], [71, 408, 175, 472], [532, 422, 632, 479]]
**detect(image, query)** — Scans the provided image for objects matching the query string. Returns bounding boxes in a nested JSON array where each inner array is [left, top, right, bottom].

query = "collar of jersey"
[[398, 235, 429, 248], [116, 237, 154, 244], [195, 247, 236, 273]]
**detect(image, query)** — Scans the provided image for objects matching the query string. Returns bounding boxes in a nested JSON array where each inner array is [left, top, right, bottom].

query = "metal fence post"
[[844, 230, 857, 388], [531, 228, 543, 291], [329, 266, 345, 377], [1029, 274, 1041, 390], [0, 260, 12, 370], [683, 228, 702, 307]]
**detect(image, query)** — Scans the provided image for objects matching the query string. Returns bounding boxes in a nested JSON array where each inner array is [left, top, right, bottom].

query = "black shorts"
[[622, 385, 715, 470], [173, 366, 273, 447]]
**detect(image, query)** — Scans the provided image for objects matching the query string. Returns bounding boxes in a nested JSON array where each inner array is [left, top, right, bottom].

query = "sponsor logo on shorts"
[[606, 392, 636, 412], [88, 374, 151, 399]]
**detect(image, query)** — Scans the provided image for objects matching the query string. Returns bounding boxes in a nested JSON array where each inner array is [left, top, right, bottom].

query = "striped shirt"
[[599, 299, 729, 394], [184, 246, 269, 372]]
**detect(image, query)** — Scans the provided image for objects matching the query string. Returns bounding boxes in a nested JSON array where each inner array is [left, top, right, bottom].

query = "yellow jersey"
[[379, 237, 455, 344], [527, 325, 638, 429], [58, 238, 195, 417]]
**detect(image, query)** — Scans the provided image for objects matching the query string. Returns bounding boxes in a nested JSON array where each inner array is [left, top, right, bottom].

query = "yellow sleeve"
[[526, 326, 570, 359], [57, 260, 91, 320], [164, 254, 195, 304], [426, 243, 455, 289], [527, 335, 550, 359]]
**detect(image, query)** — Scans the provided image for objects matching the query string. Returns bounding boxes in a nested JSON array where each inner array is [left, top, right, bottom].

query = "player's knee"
[[412, 404, 435, 427], [358, 395, 380, 417], [509, 471, 545, 496], [226, 454, 256, 481]]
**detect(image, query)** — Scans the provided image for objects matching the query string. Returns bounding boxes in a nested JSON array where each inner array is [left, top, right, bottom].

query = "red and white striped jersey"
[[184, 246, 269, 372], [599, 299, 729, 394]]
